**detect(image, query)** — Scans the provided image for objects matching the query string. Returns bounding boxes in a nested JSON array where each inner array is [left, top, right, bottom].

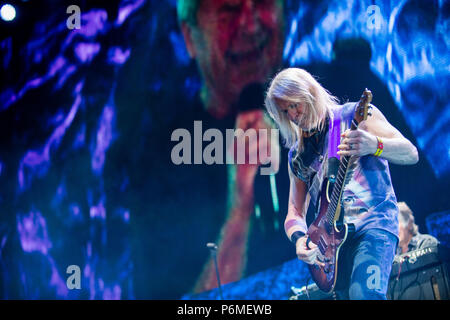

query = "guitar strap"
[[306, 165, 324, 220], [307, 108, 348, 218], [327, 107, 343, 181], [331, 107, 349, 225], [329, 105, 353, 225], [306, 107, 343, 221]]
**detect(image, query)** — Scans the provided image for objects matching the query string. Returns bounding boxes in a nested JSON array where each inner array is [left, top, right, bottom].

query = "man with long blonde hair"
[[265, 67, 419, 299]]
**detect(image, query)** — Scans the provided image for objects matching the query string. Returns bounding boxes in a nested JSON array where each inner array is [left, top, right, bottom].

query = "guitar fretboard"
[[325, 119, 359, 226]]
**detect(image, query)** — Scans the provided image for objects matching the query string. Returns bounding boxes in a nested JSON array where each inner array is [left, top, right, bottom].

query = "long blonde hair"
[[265, 68, 339, 152]]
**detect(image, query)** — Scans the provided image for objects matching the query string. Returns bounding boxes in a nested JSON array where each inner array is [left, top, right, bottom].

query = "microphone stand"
[[207, 243, 224, 300]]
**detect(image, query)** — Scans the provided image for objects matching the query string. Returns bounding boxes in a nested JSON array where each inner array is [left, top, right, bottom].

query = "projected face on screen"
[[180, 0, 285, 110]]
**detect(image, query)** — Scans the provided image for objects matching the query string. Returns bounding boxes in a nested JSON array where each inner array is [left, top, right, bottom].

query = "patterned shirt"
[[288, 102, 399, 238]]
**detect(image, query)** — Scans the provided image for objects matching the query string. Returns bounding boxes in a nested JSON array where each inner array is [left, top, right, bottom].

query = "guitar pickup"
[[318, 236, 328, 255]]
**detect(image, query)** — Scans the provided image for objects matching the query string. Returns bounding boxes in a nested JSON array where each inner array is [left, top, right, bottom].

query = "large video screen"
[[0, 0, 448, 300]]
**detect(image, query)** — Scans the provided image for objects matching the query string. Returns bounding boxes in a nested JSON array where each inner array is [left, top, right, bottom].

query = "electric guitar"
[[306, 89, 373, 293]]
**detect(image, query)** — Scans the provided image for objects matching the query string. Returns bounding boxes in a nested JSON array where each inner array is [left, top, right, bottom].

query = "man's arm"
[[193, 110, 274, 292], [284, 165, 308, 239], [338, 104, 419, 165], [285, 164, 323, 266]]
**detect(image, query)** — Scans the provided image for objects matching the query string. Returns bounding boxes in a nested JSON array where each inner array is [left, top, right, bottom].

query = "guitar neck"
[[325, 119, 359, 225]]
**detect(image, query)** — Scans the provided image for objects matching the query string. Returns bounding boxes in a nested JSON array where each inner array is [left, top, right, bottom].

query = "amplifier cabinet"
[[388, 261, 450, 300]]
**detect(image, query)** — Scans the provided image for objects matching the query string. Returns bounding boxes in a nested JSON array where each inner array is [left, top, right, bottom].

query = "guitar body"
[[307, 178, 353, 293]]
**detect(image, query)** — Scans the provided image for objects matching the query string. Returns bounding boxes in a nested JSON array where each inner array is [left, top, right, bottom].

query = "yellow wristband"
[[374, 136, 383, 157]]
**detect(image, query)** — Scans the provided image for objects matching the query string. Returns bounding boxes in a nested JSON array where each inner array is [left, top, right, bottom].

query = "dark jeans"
[[334, 228, 398, 300]]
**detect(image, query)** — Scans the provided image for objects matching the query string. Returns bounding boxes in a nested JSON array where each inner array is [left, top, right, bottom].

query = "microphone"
[[236, 82, 281, 221], [236, 82, 265, 112], [206, 242, 223, 300]]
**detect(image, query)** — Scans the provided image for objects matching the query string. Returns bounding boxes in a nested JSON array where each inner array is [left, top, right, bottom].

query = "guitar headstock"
[[354, 88, 373, 124]]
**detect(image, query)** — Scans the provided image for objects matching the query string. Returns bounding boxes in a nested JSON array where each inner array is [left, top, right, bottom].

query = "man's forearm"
[[215, 202, 253, 280], [374, 136, 419, 165], [284, 203, 308, 241], [339, 114, 420, 166], [194, 164, 256, 292]]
